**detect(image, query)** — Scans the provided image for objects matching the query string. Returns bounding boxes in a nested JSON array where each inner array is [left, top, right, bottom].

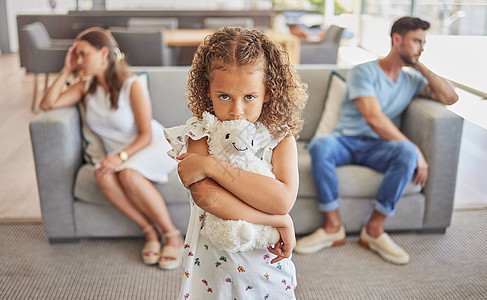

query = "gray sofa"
[[30, 65, 463, 243]]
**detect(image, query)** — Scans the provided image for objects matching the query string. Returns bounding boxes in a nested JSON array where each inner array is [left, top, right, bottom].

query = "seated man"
[[294, 16, 458, 265]]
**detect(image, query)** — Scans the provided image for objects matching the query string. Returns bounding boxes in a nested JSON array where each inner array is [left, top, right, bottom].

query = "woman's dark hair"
[[391, 17, 430, 38], [76, 27, 130, 109]]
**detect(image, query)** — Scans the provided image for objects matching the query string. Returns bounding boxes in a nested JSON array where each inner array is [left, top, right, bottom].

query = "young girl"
[[165, 27, 307, 299]]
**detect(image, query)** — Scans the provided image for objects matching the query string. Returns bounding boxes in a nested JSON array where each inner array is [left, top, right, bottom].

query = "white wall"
[[359, 15, 391, 57], [6, 0, 76, 52], [104, 0, 249, 10]]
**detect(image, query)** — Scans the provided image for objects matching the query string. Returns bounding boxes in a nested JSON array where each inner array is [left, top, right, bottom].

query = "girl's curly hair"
[[187, 27, 308, 138]]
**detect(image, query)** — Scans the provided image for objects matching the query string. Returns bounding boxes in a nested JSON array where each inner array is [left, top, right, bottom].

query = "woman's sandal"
[[158, 230, 183, 270], [141, 225, 161, 265]]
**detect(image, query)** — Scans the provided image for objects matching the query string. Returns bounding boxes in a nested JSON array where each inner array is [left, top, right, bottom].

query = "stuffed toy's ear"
[[202, 111, 220, 135], [202, 111, 216, 125]]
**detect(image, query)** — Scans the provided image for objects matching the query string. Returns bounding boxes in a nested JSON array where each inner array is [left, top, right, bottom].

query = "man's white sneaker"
[[294, 226, 346, 254], [359, 227, 409, 265]]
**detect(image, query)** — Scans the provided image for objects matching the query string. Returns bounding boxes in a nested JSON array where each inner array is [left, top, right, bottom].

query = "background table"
[[165, 29, 301, 65]]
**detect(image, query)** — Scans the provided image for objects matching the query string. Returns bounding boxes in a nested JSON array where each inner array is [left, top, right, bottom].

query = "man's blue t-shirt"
[[333, 60, 428, 138]]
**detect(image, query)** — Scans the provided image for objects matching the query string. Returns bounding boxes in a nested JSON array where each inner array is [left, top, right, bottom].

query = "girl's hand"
[[95, 155, 122, 177], [63, 43, 78, 73], [176, 153, 211, 188], [268, 214, 296, 264]]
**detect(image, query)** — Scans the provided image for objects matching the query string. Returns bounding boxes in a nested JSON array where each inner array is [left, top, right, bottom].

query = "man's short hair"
[[390, 16, 430, 38]]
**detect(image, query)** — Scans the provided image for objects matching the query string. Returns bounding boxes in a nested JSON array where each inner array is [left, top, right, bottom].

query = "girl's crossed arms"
[[177, 133, 298, 263]]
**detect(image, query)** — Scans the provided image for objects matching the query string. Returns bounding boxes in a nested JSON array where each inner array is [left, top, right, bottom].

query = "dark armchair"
[[203, 17, 254, 29], [300, 25, 345, 64], [110, 27, 175, 66], [21, 21, 72, 110], [126, 18, 180, 65], [127, 17, 179, 30]]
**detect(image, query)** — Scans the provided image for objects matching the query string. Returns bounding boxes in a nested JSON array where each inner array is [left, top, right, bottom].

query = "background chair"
[[300, 25, 345, 64], [127, 17, 180, 65], [21, 21, 72, 111], [127, 17, 179, 30], [109, 27, 174, 66], [203, 17, 254, 29]]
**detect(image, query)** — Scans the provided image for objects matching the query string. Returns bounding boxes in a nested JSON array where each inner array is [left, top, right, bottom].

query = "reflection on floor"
[[454, 119, 487, 209]]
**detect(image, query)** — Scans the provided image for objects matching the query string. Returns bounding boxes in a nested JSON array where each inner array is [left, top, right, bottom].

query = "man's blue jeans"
[[309, 134, 418, 217]]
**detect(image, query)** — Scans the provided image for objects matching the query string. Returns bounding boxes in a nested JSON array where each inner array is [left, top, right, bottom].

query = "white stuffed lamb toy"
[[200, 112, 281, 252]]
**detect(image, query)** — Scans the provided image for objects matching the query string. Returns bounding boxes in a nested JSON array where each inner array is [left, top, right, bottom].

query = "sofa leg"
[[417, 228, 447, 234], [48, 237, 80, 244], [31, 73, 38, 111]]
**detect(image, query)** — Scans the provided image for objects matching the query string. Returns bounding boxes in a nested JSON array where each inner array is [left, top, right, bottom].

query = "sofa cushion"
[[295, 66, 349, 142], [78, 102, 105, 166], [74, 164, 188, 206], [129, 66, 193, 128], [297, 141, 422, 199], [313, 71, 346, 137], [74, 200, 143, 237]]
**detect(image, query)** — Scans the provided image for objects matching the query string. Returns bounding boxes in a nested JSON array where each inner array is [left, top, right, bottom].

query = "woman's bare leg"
[[94, 171, 158, 242], [117, 169, 183, 261]]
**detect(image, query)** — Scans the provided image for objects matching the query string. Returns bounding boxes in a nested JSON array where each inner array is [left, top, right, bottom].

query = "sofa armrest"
[[401, 98, 463, 230], [29, 106, 83, 241]]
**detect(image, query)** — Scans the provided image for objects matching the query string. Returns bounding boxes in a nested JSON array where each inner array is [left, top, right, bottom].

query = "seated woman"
[[40, 27, 183, 270]]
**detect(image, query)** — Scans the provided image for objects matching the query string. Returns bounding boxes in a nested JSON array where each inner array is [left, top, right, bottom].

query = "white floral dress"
[[164, 117, 297, 300]]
